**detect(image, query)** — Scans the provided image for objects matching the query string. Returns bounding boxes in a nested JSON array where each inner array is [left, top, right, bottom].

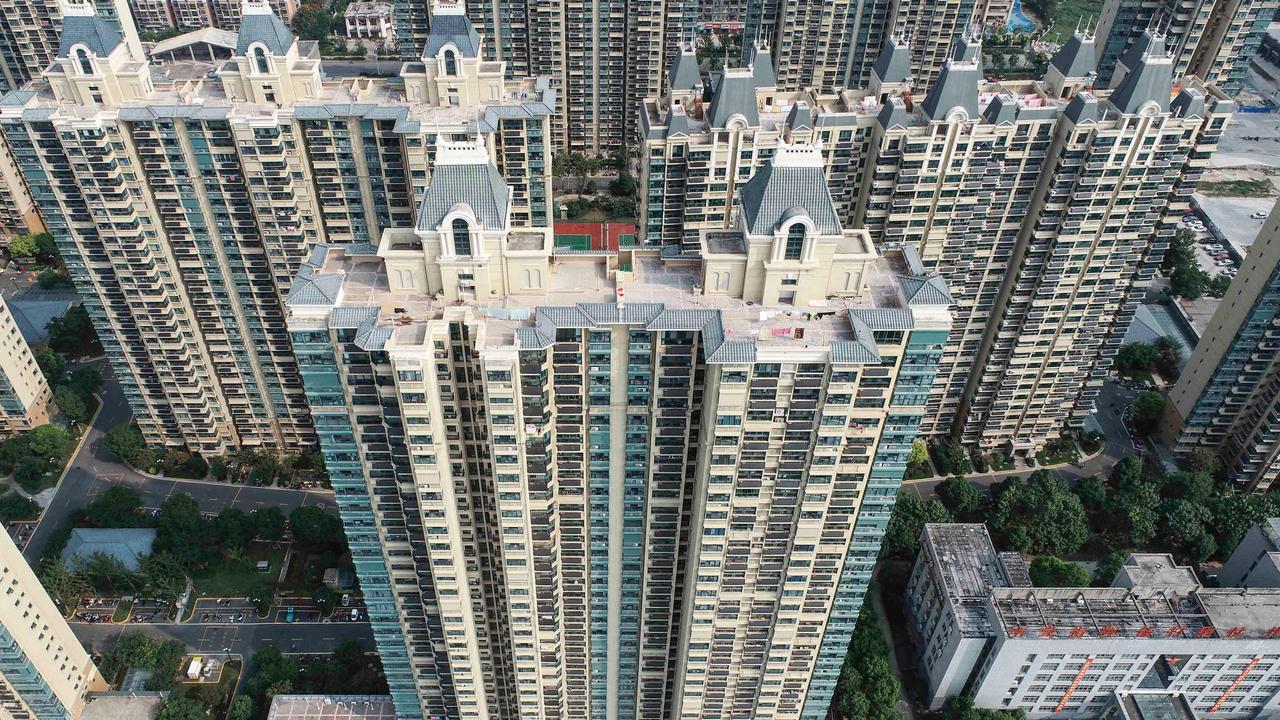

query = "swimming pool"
[[1007, 0, 1038, 33]]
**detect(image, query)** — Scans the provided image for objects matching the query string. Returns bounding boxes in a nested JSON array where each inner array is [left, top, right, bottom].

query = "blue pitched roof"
[[57, 13, 123, 58], [236, 10, 295, 55], [737, 161, 841, 236], [416, 161, 510, 231], [64, 528, 156, 572], [425, 13, 481, 57]]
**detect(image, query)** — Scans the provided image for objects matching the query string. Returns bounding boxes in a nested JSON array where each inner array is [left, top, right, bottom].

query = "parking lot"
[[1180, 214, 1243, 280]]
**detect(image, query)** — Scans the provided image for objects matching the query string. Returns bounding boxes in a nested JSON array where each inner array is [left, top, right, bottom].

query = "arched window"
[[75, 48, 92, 74], [784, 223, 804, 260], [253, 46, 269, 74], [444, 49, 457, 76], [452, 218, 472, 256]]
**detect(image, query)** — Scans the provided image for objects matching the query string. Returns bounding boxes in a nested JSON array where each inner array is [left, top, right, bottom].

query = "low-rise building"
[[343, 2, 393, 41], [908, 522, 1280, 718]]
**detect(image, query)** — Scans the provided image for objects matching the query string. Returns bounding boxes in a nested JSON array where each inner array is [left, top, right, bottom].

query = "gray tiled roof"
[[749, 44, 775, 87], [982, 94, 1018, 124], [1116, 29, 1160, 81], [1108, 34, 1173, 115], [330, 307, 379, 328], [737, 163, 841, 236], [236, 10, 295, 56], [57, 13, 123, 58], [416, 162, 510, 231], [64, 528, 155, 572], [665, 104, 692, 137], [853, 307, 914, 330], [424, 13, 481, 57], [922, 51, 980, 121], [1171, 87, 1206, 119], [668, 47, 702, 92], [899, 274, 954, 306], [1050, 32, 1096, 78], [786, 102, 813, 131], [872, 37, 910, 84], [707, 70, 759, 128], [288, 273, 343, 306], [1064, 92, 1099, 124]]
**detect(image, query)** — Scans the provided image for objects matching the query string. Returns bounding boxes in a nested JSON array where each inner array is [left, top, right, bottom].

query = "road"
[[23, 368, 335, 562], [70, 619, 374, 656]]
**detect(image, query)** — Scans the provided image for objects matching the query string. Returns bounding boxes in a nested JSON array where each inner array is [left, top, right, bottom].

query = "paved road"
[[70, 619, 374, 656], [23, 368, 335, 562]]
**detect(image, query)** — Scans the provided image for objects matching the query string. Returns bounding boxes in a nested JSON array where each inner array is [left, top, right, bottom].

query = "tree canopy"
[[988, 472, 1090, 555]]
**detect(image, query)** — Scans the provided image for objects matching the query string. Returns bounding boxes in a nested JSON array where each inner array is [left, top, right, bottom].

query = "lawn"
[[988, 452, 1015, 472], [111, 599, 133, 623], [192, 544, 283, 598], [279, 548, 353, 596], [1197, 179, 1273, 197], [1036, 438, 1081, 467], [1025, 0, 1103, 44]]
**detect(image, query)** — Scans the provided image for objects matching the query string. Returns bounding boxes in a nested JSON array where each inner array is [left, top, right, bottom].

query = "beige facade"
[[0, 295, 51, 435], [0, 529, 108, 720], [1164, 198, 1280, 490], [857, 33, 1232, 451], [0, 0, 141, 92], [0, 0, 552, 455], [0, 133, 42, 242], [287, 143, 952, 720]]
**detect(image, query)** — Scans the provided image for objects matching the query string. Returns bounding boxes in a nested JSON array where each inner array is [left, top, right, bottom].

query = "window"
[[75, 48, 92, 74], [452, 218, 472, 255], [785, 224, 804, 260], [253, 46, 269, 74], [444, 49, 457, 76]]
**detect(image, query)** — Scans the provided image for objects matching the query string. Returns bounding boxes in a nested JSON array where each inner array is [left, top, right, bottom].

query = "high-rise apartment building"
[[124, 0, 299, 33], [0, 132, 42, 240], [0, 0, 552, 455], [637, 44, 895, 248], [0, 528, 108, 720], [856, 31, 1233, 451], [447, 0, 694, 153], [1095, 0, 1278, 93], [286, 139, 952, 720], [744, 0, 978, 92], [0, 295, 52, 435], [0, 0, 141, 91], [907, 523, 1280, 718], [1163, 199, 1280, 491]]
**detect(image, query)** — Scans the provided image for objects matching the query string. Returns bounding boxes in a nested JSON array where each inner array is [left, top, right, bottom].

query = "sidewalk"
[[904, 442, 1122, 498]]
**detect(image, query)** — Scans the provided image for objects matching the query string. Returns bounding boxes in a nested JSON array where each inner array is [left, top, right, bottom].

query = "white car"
[[1251, 211, 1269, 219], [1216, 259, 1233, 266], [1225, 268, 1238, 276]]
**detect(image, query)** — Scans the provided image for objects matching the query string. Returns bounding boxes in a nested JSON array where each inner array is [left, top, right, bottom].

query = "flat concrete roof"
[[81, 694, 164, 720], [267, 696, 397, 720]]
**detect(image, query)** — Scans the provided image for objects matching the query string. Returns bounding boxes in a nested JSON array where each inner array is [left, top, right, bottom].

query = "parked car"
[[1214, 253, 1230, 260], [1225, 268, 1238, 276], [1216, 259, 1233, 266], [1251, 211, 1269, 219]]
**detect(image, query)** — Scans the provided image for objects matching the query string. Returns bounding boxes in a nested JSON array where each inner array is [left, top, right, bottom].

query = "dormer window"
[[444, 49, 457, 76], [75, 48, 92, 75], [253, 46, 269, 74], [452, 218, 472, 256], [784, 223, 804, 260]]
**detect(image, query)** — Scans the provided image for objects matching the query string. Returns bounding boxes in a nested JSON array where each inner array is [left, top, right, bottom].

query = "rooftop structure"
[[64, 528, 157, 572], [267, 696, 397, 720], [908, 523, 1280, 717]]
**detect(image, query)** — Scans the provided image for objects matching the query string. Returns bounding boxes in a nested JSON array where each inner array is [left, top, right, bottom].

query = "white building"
[[908, 523, 1280, 718], [343, 2, 394, 42]]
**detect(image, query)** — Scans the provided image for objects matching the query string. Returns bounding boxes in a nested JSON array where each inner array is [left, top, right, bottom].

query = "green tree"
[[66, 366, 102, 401], [36, 269, 73, 289], [1153, 336, 1182, 380], [1075, 475, 1109, 511], [138, 552, 187, 602], [248, 583, 274, 615], [931, 441, 972, 475], [288, 506, 345, 551], [27, 424, 69, 458], [80, 551, 141, 592], [46, 306, 102, 357], [313, 585, 337, 615], [1029, 556, 1090, 587], [13, 457, 51, 493], [1163, 471, 1216, 505], [81, 485, 145, 527], [0, 491, 39, 521], [1115, 342, 1157, 372], [157, 696, 207, 720], [155, 494, 216, 570], [942, 695, 1028, 720], [1170, 265, 1209, 300], [245, 647, 299, 703], [1130, 390, 1166, 436], [1181, 447, 1218, 476], [1162, 229, 1196, 273], [249, 507, 287, 541], [34, 347, 65, 382], [103, 424, 156, 469], [8, 233, 40, 258], [1210, 493, 1280, 556], [1160, 498, 1217, 562], [1206, 274, 1233, 298], [293, 4, 334, 39], [936, 476, 983, 517], [608, 170, 637, 196], [38, 561, 89, 608], [907, 440, 928, 467], [1093, 549, 1128, 586], [54, 386, 87, 423], [881, 495, 952, 559], [227, 696, 254, 720], [987, 471, 1090, 555]]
